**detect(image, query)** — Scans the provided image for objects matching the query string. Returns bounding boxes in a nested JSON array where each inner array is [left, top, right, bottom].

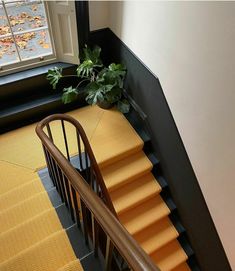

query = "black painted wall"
[[90, 28, 231, 271]]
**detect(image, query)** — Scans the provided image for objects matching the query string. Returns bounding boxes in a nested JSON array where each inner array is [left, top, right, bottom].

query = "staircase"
[[1, 105, 195, 271], [86, 109, 191, 271], [0, 161, 83, 271]]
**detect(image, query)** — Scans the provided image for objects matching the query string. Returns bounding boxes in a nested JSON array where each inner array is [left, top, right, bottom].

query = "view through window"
[[0, 0, 54, 70]]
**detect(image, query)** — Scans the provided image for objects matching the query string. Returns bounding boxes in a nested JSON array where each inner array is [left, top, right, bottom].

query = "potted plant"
[[46, 46, 130, 113]]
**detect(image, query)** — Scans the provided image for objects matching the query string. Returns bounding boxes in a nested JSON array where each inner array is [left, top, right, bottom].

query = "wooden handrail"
[[36, 114, 160, 271]]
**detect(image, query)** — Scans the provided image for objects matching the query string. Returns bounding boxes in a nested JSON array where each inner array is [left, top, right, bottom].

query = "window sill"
[[0, 62, 74, 86]]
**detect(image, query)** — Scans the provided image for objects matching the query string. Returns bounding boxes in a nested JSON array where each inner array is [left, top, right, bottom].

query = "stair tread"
[[111, 173, 161, 214], [0, 208, 62, 263], [0, 191, 52, 233], [101, 151, 152, 191], [134, 217, 179, 255], [0, 179, 44, 210], [171, 262, 191, 271], [119, 195, 170, 235], [57, 260, 83, 271], [91, 109, 144, 168], [0, 230, 78, 271], [150, 240, 188, 271], [0, 161, 38, 195]]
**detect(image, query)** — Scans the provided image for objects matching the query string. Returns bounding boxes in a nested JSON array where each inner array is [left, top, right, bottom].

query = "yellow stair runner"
[[90, 109, 191, 271], [0, 106, 192, 270], [0, 161, 83, 271]]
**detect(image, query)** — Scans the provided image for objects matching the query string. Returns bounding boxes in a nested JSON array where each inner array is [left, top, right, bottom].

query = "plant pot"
[[97, 100, 113, 110]]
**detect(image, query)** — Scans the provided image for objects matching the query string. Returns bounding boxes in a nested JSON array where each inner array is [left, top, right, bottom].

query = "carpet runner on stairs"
[[0, 162, 83, 271], [88, 109, 191, 271], [0, 106, 192, 271]]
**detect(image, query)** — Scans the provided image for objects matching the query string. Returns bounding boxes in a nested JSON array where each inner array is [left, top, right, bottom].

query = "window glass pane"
[[0, 3, 19, 65], [0, 3, 10, 36], [5, 0, 48, 33], [0, 36, 19, 65], [15, 28, 52, 60]]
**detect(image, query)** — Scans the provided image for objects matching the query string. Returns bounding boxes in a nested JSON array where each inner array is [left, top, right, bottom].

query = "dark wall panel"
[[89, 28, 231, 271]]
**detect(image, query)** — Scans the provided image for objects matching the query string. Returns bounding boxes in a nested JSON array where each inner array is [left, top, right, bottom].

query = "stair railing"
[[38, 114, 116, 215], [36, 114, 160, 271]]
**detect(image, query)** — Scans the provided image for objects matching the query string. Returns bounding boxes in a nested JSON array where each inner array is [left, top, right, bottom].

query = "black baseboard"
[[89, 28, 231, 271]]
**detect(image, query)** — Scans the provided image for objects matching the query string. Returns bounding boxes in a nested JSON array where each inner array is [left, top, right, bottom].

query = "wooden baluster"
[[62, 174, 75, 222], [105, 236, 114, 271], [80, 199, 89, 245], [76, 131, 84, 171], [42, 146, 54, 185], [91, 214, 99, 257], [61, 120, 70, 161], [84, 149, 89, 183], [71, 185, 81, 228], [46, 123, 53, 142], [55, 164, 66, 204]]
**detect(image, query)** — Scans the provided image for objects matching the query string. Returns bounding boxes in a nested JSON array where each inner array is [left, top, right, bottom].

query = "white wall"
[[89, 1, 235, 268], [89, 1, 110, 31]]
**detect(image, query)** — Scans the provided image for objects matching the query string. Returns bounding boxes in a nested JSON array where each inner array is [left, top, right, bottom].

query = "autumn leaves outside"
[[0, 0, 52, 66]]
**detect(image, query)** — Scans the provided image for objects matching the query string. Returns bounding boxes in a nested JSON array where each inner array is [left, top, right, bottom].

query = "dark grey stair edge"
[[38, 167, 98, 265], [0, 93, 61, 117]]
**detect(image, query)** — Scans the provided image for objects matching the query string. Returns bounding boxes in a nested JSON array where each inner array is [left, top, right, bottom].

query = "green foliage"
[[47, 45, 130, 113], [77, 46, 103, 78], [46, 67, 63, 89], [117, 99, 130, 114], [62, 87, 78, 104]]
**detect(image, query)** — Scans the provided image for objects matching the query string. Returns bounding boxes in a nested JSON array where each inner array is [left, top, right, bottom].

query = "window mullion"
[[2, 0, 22, 62]]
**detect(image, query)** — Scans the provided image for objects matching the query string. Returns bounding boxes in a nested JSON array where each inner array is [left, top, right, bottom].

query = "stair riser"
[[98, 144, 143, 169], [116, 191, 161, 215], [127, 210, 171, 236], [108, 166, 153, 192], [147, 234, 179, 256]]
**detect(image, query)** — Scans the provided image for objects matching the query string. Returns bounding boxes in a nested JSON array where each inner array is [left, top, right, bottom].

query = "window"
[[0, 0, 79, 75]]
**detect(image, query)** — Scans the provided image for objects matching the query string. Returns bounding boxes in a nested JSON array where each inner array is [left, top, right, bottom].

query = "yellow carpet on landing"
[[0, 106, 104, 171], [0, 159, 83, 271]]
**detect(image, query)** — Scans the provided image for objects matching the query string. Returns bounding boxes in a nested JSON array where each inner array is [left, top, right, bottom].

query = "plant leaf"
[[117, 99, 130, 113], [62, 86, 78, 104], [46, 67, 63, 89], [86, 89, 104, 105], [105, 87, 122, 103]]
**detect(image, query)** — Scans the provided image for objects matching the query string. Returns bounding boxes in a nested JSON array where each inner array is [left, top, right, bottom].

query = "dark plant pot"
[[97, 100, 113, 110]]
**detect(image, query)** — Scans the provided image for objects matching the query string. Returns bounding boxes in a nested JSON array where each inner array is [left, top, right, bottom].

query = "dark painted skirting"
[[89, 28, 231, 271], [75, 1, 90, 55]]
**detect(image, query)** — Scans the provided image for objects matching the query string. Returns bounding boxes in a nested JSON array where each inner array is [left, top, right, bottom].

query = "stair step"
[[0, 161, 38, 195], [150, 240, 188, 271], [90, 109, 144, 168], [119, 195, 170, 235], [0, 208, 62, 263], [0, 180, 44, 210], [0, 191, 52, 233], [171, 262, 191, 271], [101, 151, 152, 192], [57, 260, 83, 271], [111, 173, 161, 214], [133, 217, 179, 255], [0, 230, 77, 271], [125, 108, 150, 143]]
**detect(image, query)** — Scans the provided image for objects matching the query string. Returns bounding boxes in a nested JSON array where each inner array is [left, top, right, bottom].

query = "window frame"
[[0, 0, 57, 76]]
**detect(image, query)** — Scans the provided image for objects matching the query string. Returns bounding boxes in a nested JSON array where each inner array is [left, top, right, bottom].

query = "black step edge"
[[178, 233, 195, 258], [125, 108, 150, 143], [169, 211, 186, 235], [160, 189, 177, 212], [146, 152, 160, 166], [188, 256, 201, 271]]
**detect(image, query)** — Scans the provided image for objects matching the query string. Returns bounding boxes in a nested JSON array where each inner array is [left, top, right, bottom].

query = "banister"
[[38, 114, 116, 214], [36, 114, 160, 271]]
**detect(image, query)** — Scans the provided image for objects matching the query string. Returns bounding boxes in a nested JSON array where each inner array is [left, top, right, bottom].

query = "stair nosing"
[[113, 179, 162, 215]]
